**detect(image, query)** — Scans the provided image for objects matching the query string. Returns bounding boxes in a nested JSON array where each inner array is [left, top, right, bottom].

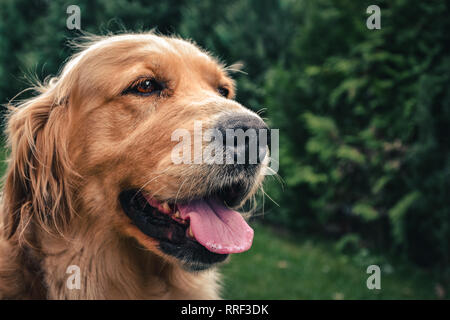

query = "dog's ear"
[[3, 91, 76, 240]]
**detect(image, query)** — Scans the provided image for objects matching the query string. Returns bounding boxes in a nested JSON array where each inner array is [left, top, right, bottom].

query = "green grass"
[[221, 223, 442, 299]]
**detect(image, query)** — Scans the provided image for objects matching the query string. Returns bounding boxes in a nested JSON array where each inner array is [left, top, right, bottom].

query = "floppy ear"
[[2, 91, 76, 240]]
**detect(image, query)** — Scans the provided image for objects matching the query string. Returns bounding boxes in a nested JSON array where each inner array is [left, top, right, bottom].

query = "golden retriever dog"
[[0, 33, 268, 299]]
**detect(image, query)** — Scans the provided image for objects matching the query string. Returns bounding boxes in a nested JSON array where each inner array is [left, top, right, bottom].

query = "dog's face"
[[47, 35, 268, 271]]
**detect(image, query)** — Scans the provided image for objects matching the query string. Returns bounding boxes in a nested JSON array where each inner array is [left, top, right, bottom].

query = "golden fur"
[[0, 33, 264, 299]]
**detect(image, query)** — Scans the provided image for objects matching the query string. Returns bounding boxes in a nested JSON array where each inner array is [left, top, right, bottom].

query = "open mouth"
[[119, 188, 254, 271]]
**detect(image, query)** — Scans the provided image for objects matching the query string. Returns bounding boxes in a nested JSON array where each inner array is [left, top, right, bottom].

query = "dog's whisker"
[[186, 173, 197, 202], [148, 185, 168, 200], [265, 163, 285, 189], [260, 186, 279, 207], [255, 108, 267, 116], [174, 177, 189, 208], [131, 167, 171, 202]]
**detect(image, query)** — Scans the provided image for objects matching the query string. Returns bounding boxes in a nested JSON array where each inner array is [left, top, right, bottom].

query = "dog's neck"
[[0, 218, 220, 299]]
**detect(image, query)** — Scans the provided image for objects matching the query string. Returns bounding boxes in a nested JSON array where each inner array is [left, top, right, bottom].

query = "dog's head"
[[3, 33, 269, 271]]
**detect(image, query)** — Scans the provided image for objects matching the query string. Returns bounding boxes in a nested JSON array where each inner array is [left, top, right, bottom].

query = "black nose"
[[215, 114, 269, 165]]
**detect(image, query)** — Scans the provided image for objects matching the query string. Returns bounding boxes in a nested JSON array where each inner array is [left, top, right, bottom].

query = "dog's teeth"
[[173, 211, 180, 218], [161, 202, 170, 213], [188, 227, 194, 238]]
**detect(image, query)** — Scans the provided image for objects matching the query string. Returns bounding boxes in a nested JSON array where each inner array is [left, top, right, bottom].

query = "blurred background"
[[0, 0, 449, 299]]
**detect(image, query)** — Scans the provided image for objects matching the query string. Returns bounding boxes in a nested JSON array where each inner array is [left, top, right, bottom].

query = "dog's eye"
[[124, 78, 164, 96], [218, 86, 229, 98]]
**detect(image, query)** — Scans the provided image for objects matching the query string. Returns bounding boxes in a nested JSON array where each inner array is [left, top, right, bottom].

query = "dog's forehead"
[[81, 35, 220, 72], [65, 34, 228, 94], [141, 37, 223, 73]]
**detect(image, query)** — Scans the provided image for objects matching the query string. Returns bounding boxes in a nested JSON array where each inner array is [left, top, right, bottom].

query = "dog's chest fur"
[[0, 222, 221, 299]]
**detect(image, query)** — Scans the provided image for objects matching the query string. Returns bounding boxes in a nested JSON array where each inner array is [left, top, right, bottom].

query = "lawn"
[[221, 223, 441, 299]]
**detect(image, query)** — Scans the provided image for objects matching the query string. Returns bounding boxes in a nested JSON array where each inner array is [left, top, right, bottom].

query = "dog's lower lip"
[[119, 189, 230, 270], [121, 186, 255, 252], [121, 190, 218, 247], [138, 192, 254, 254]]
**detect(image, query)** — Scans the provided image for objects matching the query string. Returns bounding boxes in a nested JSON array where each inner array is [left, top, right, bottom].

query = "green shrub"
[[264, 0, 450, 272]]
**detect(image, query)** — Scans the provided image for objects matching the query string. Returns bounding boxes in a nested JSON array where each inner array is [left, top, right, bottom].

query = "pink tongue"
[[177, 199, 254, 254]]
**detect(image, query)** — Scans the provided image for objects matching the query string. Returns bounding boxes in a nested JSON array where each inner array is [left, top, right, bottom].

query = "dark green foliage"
[[264, 0, 450, 273], [0, 0, 184, 102], [0, 0, 448, 276]]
